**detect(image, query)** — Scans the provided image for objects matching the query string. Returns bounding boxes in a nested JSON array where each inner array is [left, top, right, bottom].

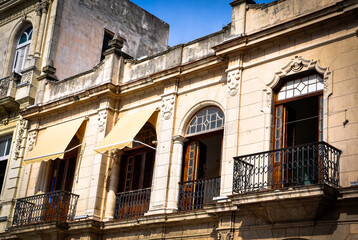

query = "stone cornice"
[[120, 55, 225, 96], [0, 0, 37, 26], [21, 83, 118, 119]]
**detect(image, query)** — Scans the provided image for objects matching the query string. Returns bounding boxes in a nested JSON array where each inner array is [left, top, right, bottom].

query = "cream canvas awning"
[[95, 107, 157, 154], [24, 118, 85, 165]]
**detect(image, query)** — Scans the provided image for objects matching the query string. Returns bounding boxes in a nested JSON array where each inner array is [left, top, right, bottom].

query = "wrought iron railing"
[[12, 190, 79, 226], [114, 188, 151, 220], [178, 177, 221, 211], [233, 142, 341, 194]]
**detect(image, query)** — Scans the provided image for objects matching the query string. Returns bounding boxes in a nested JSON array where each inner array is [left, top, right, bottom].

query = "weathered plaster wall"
[[237, 12, 358, 187], [53, 0, 169, 80], [244, 0, 341, 34], [122, 28, 229, 83]]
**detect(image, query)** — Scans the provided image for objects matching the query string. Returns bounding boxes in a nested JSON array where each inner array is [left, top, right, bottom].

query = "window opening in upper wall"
[[0, 136, 12, 194], [100, 29, 114, 61], [12, 26, 33, 74]]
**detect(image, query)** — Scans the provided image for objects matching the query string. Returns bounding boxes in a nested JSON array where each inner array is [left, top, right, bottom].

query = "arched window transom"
[[186, 107, 224, 135], [277, 74, 323, 101], [134, 123, 156, 146]]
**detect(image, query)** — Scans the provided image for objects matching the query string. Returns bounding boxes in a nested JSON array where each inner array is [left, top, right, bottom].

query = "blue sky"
[[131, 0, 274, 46]]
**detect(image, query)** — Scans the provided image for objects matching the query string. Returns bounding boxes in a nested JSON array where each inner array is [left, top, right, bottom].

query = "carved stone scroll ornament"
[[27, 131, 37, 151], [227, 69, 241, 96], [98, 111, 107, 132], [161, 94, 175, 120], [14, 119, 27, 160]]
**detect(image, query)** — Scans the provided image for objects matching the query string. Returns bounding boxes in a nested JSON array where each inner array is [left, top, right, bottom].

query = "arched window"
[[272, 73, 323, 187], [12, 26, 33, 74], [179, 107, 224, 211]]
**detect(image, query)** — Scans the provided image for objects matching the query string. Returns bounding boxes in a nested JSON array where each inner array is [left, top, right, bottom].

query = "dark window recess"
[[100, 30, 114, 61], [48, 136, 80, 192], [0, 160, 8, 194], [119, 150, 155, 192]]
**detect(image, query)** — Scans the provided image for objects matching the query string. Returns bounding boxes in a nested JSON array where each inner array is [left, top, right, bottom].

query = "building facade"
[[0, 0, 357, 239]]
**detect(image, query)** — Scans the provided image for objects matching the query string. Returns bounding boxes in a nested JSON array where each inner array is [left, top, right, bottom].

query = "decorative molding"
[[0, 77, 10, 98], [217, 231, 233, 240], [35, 0, 50, 15], [14, 118, 27, 160], [226, 68, 241, 96], [261, 87, 273, 113], [97, 111, 107, 132], [0, 4, 36, 27], [161, 94, 175, 120], [27, 131, 37, 151], [268, 56, 332, 95]]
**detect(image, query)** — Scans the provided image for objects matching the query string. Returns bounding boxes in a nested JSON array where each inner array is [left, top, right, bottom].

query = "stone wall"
[[53, 0, 169, 80]]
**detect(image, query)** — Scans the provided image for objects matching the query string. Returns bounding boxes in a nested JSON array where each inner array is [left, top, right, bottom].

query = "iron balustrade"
[[233, 142, 341, 194], [12, 190, 79, 226], [114, 188, 151, 220], [178, 177, 221, 211]]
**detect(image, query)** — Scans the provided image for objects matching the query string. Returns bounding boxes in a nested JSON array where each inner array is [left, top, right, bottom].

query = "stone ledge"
[[230, 184, 340, 223]]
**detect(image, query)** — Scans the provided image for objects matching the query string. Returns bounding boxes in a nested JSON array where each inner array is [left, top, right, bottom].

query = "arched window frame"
[[12, 26, 33, 74], [262, 56, 333, 148]]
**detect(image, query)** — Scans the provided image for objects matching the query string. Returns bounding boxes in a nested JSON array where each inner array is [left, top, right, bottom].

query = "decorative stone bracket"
[[27, 131, 37, 151], [161, 93, 176, 120], [97, 111, 107, 132], [225, 66, 242, 96]]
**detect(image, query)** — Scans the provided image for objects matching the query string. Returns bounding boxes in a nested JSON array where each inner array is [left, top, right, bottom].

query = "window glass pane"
[[189, 159, 193, 167], [19, 33, 27, 44], [287, 89, 293, 98], [5, 139, 11, 155], [308, 75, 316, 84], [276, 107, 281, 117], [0, 140, 6, 157], [278, 92, 285, 100], [276, 129, 280, 138], [308, 84, 316, 92], [276, 118, 281, 128], [275, 140, 280, 149]]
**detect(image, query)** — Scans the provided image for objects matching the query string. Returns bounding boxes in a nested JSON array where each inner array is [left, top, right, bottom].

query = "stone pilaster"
[[148, 84, 178, 214]]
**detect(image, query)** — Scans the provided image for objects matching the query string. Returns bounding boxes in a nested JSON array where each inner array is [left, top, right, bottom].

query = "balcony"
[[12, 190, 79, 226], [178, 177, 221, 211], [0, 74, 20, 112], [233, 142, 341, 194], [114, 188, 151, 220], [231, 142, 341, 223]]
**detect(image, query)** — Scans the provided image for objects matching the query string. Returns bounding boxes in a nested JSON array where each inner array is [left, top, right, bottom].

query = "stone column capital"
[[172, 135, 188, 145]]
